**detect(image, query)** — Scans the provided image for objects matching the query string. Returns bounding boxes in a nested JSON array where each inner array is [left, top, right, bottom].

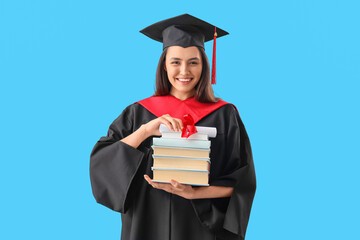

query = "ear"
[[164, 65, 167, 72]]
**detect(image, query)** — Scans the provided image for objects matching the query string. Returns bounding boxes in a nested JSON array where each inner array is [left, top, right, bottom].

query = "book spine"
[[152, 180, 209, 186], [151, 167, 209, 173], [151, 145, 210, 151], [152, 154, 211, 163]]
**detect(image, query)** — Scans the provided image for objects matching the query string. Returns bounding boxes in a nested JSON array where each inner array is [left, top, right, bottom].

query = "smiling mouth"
[[176, 78, 193, 82]]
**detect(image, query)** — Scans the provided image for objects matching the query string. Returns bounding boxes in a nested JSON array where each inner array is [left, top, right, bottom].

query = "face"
[[165, 46, 203, 99]]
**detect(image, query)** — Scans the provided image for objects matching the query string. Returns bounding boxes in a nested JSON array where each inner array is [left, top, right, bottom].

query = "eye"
[[190, 61, 198, 65], [171, 61, 179, 65]]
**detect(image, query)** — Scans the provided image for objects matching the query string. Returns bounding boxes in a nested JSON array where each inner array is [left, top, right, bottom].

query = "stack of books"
[[151, 124, 217, 186]]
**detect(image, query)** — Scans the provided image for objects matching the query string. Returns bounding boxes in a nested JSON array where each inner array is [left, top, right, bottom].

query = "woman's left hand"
[[144, 175, 195, 200]]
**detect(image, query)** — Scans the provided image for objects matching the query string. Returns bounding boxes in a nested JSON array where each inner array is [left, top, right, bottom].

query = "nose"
[[180, 62, 190, 75]]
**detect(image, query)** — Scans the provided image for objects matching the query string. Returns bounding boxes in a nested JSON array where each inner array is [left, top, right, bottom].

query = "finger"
[[151, 180, 163, 189], [154, 182, 170, 189], [154, 183, 170, 191], [169, 117, 181, 132], [160, 117, 174, 131], [153, 182, 175, 194], [144, 175, 158, 188], [144, 175, 153, 185], [162, 115, 181, 132], [160, 115, 182, 132], [170, 118, 182, 132], [159, 184, 173, 193], [173, 119, 183, 132], [166, 117, 179, 131], [170, 179, 182, 189], [177, 119, 184, 130], [148, 180, 166, 189]]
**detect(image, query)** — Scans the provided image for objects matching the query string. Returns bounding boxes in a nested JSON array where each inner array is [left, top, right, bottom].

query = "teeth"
[[177, 78, 192, 82]]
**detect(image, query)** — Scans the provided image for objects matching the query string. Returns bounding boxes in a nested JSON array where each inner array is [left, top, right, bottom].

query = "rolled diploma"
[[159, 124, 217, 138]]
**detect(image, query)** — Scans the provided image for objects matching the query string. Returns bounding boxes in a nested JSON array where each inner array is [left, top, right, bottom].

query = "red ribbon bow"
[[181, 114, 198, 138]]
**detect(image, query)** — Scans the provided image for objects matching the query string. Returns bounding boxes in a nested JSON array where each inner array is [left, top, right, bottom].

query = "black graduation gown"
[[90, 102, 256, 240]]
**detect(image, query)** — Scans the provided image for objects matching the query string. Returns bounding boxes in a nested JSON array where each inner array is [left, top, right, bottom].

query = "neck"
[[169, 89, 195, 101]]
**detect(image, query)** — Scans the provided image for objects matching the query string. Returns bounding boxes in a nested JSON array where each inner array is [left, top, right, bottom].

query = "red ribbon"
[[181, 114, 198, 138]]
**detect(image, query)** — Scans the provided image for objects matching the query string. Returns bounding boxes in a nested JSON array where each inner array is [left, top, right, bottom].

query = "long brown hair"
[[153, 46, 220, 103]]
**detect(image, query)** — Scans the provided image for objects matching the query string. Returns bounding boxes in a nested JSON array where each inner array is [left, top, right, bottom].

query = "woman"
[[90, 14, 256, 240]]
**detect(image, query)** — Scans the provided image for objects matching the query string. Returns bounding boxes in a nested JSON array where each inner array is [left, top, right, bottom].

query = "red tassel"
[[211, 26, 217, 85]]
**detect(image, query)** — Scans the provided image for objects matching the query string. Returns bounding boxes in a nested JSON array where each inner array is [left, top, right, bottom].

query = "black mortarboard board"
[[139, 14, 229, 84], [139, 14, 228, 50]]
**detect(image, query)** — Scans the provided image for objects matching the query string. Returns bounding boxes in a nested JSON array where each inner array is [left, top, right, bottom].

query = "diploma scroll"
[[159, 124, 217, 138]]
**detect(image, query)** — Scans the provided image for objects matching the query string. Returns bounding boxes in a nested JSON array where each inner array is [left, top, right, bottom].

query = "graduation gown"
[[90, 95, 256, 240]]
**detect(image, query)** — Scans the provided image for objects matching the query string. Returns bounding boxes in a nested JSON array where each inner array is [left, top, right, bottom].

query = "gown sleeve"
[[191, 106, 256, 240], [89, 105, 150, 213]]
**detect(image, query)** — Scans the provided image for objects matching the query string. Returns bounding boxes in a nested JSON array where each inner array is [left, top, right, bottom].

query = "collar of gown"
[[136, 95, 234, 124]]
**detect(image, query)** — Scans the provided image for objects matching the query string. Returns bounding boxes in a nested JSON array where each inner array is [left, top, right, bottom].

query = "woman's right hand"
[[144, 114, 183, 137]]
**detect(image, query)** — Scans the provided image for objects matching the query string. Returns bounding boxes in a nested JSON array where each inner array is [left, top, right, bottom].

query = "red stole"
[[136, 95, 234, 124]]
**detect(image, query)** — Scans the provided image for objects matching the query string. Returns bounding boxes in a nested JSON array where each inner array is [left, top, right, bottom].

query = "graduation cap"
[[140, 14, 229, 85]]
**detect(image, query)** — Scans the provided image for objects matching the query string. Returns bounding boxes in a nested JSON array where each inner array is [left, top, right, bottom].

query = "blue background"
[[1, 0, 359, 239]]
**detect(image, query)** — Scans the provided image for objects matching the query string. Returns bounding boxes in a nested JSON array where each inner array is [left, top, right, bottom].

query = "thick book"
[[152, 155, 210, 171], [151, 146, 210, 158], [151, 167, 209, 186], [153, 137, 210, 149]]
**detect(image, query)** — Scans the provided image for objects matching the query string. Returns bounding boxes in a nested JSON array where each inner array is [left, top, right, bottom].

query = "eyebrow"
[[170, 57, 200, 61]]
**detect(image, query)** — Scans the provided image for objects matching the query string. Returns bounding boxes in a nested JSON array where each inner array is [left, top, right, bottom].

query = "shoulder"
[[215, 100, 239, 116], [122, 102, 142, 113], [214, 101, 244, 129], [200, 101, 239, 125], [122, 95, 157, 113], [115, 99, 157, 127], [117, 102, 147, 119]]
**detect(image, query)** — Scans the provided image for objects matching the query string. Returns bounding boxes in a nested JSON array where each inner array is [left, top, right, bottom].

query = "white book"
[[153, 137, 210, 149], [159, 124, 217, 138]]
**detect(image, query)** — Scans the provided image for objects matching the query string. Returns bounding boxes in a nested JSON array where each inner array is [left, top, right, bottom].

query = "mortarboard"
[[139, 14, 229, 84]]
